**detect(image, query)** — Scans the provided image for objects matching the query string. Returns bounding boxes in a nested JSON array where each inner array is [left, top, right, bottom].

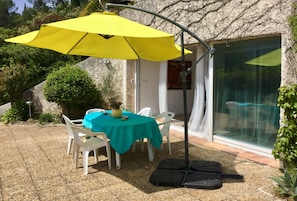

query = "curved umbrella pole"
[[105, 3, 238, 190], [106, 5, 214, 169]]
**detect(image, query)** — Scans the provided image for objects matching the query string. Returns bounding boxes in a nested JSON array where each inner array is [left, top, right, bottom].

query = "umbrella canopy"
[[245, 48, 281, 67], [5, 11, 191, 61]]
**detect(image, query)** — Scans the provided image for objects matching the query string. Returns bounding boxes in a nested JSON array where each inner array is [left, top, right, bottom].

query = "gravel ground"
[[0, 123, 285, 201]]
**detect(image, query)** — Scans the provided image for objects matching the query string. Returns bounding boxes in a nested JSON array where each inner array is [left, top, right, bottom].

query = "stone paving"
[[0, 123, 284, 201]]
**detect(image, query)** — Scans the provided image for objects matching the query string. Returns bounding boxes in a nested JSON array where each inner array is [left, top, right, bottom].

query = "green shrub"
[[1, 108, 19, 124], [0, 99, 28, 123], [43, 64, 104, 118], [38, 113, 61, 125], [272, 84, 297, 200], [272, 168, 297, 200], [0, 63, 29, 103], [273, 84, 297, 168]]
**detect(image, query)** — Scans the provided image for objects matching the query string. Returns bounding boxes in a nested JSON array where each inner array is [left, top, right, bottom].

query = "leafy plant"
[[38, 113, 61, 125], [79, 0, 137, 16], [272, 84, 297, 200], [272, 6, 297, 199], [272, 168, 297, 200], [43, 64, 104, 118], [109, 97, 122, 109], [0, 99, 28, 123], [0, 63, 29, 103], [272, 84, 297, 168], [1, 108, 18, 124]]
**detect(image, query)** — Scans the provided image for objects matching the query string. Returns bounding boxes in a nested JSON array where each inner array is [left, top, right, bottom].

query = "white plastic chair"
[[62, 114, 85, 157], [70, 125, 111, 174], [85, 108, 105, 114], [137, 107, 152, 117], [154, 111, 175, 155], [132, 107, 152, 152]]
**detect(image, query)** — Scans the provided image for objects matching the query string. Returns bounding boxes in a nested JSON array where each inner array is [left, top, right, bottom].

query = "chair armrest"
[[156, 120, 171, 126], [71, 119, 83, 124], [71, 122, 108, 137], [79, 126, 108, 139], [154, 117, 171, 126]]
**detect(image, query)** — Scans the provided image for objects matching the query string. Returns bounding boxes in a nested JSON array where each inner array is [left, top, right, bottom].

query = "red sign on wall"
[[167, 61, 192, 89]]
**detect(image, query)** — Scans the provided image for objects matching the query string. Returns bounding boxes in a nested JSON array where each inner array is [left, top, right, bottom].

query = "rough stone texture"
[[77, 57, 135, 110], [76, 57, 125, 99], [121, 0, 297, 85], [122, 0, 287, 42], [76, 57, 108, 88], [282, 3, 297, 85], [23, 82, 61, 115], [0, 102, 11, 116]]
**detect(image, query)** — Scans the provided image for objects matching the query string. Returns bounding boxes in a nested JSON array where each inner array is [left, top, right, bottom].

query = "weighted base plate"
[[149, 158, 242, 189]]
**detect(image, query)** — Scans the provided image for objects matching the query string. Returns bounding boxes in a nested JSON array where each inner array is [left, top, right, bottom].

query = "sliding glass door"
[[213, 37, 281, 149]]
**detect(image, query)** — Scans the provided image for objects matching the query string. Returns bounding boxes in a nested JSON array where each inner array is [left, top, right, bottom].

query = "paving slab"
[[0, 123, 283, 201]]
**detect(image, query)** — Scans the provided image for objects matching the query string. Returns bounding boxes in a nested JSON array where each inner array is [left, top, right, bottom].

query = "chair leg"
[[106, 143, 111, 170], [167, 136, 171, 155], [160, 138, 164, 150], [67, 137, 73, 155], [94, 149, 98, 163], [75, 145, 80, 169], [72, 143, 76, 159], [132, 142, 136, 152], [83, 150, 89, 175], [141, 139, 145, 152], [132, 139, 145, 152]]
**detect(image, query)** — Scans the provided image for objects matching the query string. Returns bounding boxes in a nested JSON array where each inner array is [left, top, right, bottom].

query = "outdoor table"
[[83, 110, 162, 169]]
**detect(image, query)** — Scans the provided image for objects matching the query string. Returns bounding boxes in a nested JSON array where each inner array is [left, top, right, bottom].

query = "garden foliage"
[[43, 64, 104, 118]]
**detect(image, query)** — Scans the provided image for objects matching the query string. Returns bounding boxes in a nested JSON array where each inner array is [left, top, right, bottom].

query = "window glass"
[[213, 37, 281, 148]]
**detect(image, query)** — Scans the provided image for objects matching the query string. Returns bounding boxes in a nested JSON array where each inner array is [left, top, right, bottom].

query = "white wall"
[[139, 60, 160, 115], [168, 88, 194, 115], [139, 50, 196, 116]]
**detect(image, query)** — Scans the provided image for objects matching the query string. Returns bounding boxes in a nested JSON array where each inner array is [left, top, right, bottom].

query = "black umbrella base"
[[149, 158, 243, 189]]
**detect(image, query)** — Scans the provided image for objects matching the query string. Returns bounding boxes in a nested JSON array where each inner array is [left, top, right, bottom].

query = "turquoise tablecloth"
[[83, 110, 162, 154]]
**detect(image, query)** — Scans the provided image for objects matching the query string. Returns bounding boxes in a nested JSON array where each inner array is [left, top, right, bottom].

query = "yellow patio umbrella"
[[5, 11, 191, 61]]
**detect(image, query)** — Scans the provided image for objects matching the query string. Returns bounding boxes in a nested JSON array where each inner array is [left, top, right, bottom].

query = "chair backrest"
[[69, 125, 85, 147], [137, 107, 152, 117], [154, 112, 175, 136], [62, 114, 76, 138], [225, 101, 241, 119], [86, 108, 105, 114]]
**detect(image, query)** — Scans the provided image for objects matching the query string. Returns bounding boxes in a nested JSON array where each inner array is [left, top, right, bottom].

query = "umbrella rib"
[[124, 37, 140, 59], [66, 33, 89, 55]]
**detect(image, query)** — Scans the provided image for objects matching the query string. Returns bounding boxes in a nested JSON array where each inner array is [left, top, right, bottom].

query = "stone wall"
[[77, 57, 129, 108], [23, 81, 62, 115], [122, 0, 288, 41], [25, 57, 129, 115], [121, 0, 297, 85]]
